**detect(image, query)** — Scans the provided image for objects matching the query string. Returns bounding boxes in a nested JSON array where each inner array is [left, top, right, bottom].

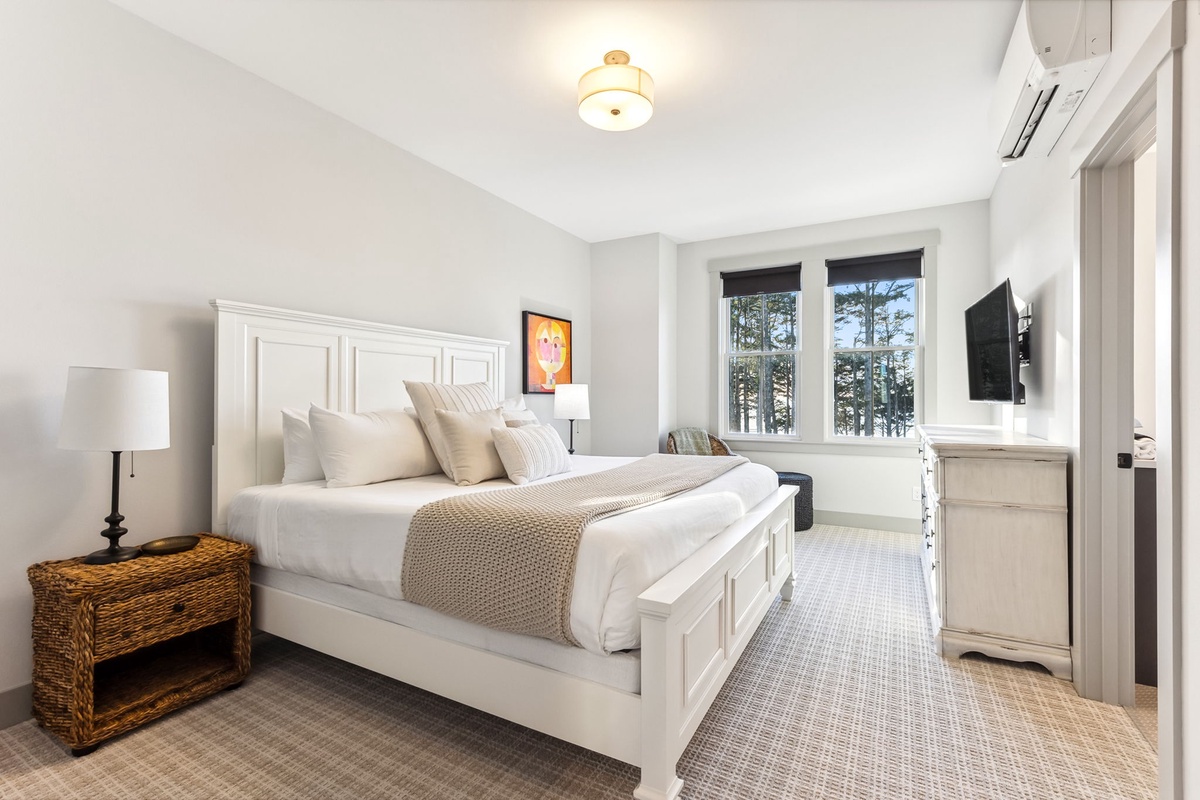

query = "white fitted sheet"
[[227, 454, 778, 655]]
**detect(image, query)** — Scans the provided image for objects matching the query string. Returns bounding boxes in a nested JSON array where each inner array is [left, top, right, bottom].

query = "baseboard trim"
[[814, 511, 920, 534], [0, 683, 32, 730]]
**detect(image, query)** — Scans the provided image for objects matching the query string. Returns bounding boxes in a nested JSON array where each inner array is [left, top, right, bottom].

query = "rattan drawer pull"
[[173, 603, 185, 613]]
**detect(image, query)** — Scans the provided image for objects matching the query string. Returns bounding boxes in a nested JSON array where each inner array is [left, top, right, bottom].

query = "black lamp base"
[[84, 545, 140, 565], [84, 451, 142, 565]]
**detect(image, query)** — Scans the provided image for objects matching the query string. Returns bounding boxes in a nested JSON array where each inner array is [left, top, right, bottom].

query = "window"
[[827, 250, 923, 439], [721, 265, 801, 437]]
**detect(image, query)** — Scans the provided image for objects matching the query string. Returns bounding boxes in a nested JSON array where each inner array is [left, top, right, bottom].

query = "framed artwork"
[[522, 311, 572, 394]]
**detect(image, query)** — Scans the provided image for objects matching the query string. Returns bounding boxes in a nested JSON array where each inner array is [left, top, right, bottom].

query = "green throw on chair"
[[666, 427, 734, 456]]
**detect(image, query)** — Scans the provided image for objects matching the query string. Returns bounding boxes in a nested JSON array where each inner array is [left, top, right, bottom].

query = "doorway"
[[1072, 14, 1182, 797]]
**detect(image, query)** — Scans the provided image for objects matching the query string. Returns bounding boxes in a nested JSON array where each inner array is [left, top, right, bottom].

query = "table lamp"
[[553, 383, 589, 455], [58, 367, 170, 564]]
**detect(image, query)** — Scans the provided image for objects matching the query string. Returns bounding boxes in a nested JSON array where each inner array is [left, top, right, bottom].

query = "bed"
[[211, 300, 796, 800]]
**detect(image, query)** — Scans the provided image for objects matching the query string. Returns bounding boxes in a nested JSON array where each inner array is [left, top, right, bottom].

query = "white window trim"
[[717, 291, 802, 442], [825, 279, 925, 445]]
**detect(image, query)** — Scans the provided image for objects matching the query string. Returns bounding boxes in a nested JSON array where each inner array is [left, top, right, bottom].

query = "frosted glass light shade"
[[578, 52, 654, 132], [554, 384, 590, 420], [58, 367, 171, 452]]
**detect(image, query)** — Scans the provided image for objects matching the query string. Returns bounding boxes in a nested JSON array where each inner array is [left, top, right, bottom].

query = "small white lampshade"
[[554, 384, 590, 421], [578, 51, 654, 132], [58, 367, 171, 452]]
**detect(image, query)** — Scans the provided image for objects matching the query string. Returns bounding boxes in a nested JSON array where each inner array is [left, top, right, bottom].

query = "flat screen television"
[[965, 279, 1025, 404]]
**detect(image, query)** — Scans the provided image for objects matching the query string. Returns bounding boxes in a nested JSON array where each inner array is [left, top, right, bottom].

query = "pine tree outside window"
[[827, 250, 923, 439], [720, 265, 801, 437]]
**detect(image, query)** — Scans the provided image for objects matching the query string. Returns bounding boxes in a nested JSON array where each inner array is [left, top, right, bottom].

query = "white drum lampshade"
[[59, 367, 170, 564], [59, 367, 171, 452], [554, 383, 589, 455], [578, 51, 654, 132], [553, 383, 590, 422]]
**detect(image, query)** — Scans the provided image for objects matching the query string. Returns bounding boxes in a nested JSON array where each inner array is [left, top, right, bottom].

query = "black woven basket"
[[776, 472, 814, 531]]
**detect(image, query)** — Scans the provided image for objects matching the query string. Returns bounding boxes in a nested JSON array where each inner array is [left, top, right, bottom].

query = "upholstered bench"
[[776, 472, 814, 531]]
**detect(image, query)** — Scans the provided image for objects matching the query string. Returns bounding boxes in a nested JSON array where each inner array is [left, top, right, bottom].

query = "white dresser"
[[917, 425, 1071, 678]]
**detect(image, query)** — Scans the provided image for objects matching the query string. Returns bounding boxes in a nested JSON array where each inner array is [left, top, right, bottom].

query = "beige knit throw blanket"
[[401, 453, 748, 646]]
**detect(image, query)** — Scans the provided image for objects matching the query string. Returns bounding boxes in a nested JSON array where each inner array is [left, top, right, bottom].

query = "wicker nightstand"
[[27, 533, 252, 755]]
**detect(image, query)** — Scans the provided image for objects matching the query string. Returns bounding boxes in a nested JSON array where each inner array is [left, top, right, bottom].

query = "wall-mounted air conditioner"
[[991, 0, 1111, 164]]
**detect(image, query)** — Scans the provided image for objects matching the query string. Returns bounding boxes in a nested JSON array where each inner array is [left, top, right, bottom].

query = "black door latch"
[[1117, 452, 1133, 469]]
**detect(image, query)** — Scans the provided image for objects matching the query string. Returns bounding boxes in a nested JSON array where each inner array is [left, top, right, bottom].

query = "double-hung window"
[[720, 265, 801, 437], [827, 249, 923, 439]]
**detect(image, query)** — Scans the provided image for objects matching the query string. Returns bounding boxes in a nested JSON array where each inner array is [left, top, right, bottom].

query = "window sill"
[[721, 435, 919, 459]]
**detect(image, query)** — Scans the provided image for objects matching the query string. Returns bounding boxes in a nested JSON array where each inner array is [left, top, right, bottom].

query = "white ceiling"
[[107, 0, 1021, 244]]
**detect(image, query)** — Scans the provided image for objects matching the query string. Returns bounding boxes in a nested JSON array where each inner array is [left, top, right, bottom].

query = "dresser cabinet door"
[[942, 503, 1069, 646]]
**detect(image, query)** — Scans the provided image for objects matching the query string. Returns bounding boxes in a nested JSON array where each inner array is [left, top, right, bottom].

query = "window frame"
[[825, 277, 925, 444], [709, 231, 937, 453], [717, 289, 803, 443]]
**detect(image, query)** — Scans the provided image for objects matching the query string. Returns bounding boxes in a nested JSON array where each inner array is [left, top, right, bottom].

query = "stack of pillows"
[[280, 381, 574, 488]]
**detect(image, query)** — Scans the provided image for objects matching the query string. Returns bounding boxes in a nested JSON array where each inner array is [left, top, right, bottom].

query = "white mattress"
[[227, 455, 778, 655]]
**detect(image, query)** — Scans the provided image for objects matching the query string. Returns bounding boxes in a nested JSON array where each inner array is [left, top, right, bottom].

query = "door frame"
[[1070, 3, 1183, 797]]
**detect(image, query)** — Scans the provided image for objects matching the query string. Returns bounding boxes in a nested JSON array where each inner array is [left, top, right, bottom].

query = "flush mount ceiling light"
[[577, 50, 654, 132]]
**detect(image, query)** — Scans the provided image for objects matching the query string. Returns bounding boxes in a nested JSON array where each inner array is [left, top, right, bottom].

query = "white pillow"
[[281, 408, 325, 484], [500, 395, 528, 412], [403, 381, 499, 477], [492, 424, 572, 485], [308, 405, 440, 488], [434, 407, 507, 486]]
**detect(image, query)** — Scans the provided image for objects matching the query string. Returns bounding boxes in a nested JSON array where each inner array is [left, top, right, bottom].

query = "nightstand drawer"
[[94, 572, 240, 661]]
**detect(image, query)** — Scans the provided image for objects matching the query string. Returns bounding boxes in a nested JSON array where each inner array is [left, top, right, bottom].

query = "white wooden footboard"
[[635, 485, 796, 800]]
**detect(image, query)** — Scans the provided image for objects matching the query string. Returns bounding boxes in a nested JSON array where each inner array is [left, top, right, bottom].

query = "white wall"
[[591, 234, 677, 456], [991, 0, 1174, 445], [0, 0, 590, 698], [676, 201, 992, 526]]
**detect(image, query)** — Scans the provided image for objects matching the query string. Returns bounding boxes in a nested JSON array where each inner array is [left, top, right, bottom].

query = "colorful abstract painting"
[[522, 311, 572, 394]]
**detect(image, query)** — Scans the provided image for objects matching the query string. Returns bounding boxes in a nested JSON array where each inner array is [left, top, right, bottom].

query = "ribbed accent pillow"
[[308, 405, 440, 488], [404, 381, 500, 478], [281, 408, 325, 483], [491, 424, 573, 485], [434, 407, 507, 486]]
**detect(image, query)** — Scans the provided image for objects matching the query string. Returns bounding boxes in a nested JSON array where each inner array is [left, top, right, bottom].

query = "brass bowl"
[[139, 535, 201, 556]]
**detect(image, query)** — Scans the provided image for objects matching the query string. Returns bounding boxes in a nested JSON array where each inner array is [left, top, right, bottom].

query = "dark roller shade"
[[720, 264, 802, 298], [826, 249, 924, 287]]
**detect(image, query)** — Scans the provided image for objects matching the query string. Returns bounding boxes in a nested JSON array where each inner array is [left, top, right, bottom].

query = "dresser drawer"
[[941, 457, 1066, 508], [94, 572, 240, 661]]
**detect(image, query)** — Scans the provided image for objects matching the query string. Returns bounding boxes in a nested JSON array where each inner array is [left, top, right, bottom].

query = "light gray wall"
[[991, 0, 1175, 443], [657, 235, 679, 453], [0, 0, 590, 700], [590, 234, 678, 456], [676, 201, 992, 524]]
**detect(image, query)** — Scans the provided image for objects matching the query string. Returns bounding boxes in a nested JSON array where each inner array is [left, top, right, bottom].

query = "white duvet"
[[227, 455, 777, 655]]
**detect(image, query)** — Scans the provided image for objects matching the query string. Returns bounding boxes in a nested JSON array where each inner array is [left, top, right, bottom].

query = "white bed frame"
[[211, 300, 796, 800]]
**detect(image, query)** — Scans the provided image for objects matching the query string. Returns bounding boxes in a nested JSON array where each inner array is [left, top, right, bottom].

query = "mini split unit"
[[991, 0, 1111, 164]]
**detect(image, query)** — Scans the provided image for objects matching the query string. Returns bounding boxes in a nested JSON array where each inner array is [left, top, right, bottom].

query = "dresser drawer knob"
[[172, 602, 185, 613]]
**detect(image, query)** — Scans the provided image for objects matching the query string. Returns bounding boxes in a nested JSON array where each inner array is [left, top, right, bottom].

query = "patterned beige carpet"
[[1129, 684, 1158, 752], [0, 525, 1157, 799]]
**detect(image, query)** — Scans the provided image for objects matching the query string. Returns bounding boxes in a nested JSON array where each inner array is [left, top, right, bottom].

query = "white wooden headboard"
[[211, 300, 507, 533]]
